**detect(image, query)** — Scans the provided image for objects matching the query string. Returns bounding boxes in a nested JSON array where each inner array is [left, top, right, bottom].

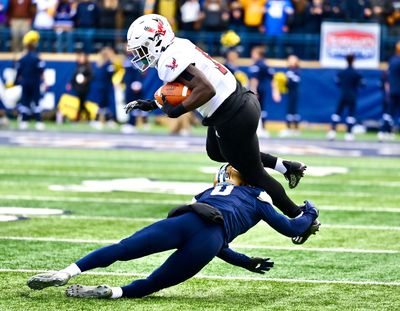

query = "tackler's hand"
[[245, 257, 274, 274], [161, 94, 187, 118], [124, 99, 158, 114]]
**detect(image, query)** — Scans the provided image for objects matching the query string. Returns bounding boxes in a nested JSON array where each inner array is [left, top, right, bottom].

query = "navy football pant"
[[75, 213, 225, 298], [206, 93, 301, 218]]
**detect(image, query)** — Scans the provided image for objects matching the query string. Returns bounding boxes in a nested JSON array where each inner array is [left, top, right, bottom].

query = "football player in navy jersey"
[[27, 164, 320, 299], [123, 14, 308, 220]]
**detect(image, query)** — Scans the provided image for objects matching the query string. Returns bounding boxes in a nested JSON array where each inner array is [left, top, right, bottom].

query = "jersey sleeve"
[[157, 49, 193, 82]]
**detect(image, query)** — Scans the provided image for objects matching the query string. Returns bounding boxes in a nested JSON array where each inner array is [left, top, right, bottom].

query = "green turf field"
[[0, 146, 399, 310]]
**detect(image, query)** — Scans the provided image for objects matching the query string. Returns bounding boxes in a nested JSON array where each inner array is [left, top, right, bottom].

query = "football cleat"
[[65, 284, 112, 299], [27, 272, 71, 290], [292, 201, 320, 245], [283, 160, 307, 189]]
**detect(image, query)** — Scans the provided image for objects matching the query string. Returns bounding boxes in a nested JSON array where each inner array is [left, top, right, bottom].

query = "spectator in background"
[[380, 41, 400, 140], [262, 0, 294, 36], [74, 0, 99, 53], [305, 0, 325, 34], [248, 46, 274, 138], [32, 0, 58, 51], [99, 0, 118, 47], [280, 55, 301, 137], [121, 55, 147, 134], [387, 0, 400, 35], [91, 46, 115, 130], [290, 0, 308, 34], [8, 0, 34, 52], [229, 1, 245, 33], [323, 0, 344, 20], [54, 0, 75, 53], [240, 0, 266, 32], [180, 0, 201, 31], [369, 0, 393, 24], [377, 70, 390, 141], [15, 30, 45, 130], [120, 0, 144, 30], [342, 0, 372, 21], [201, 0, 229, 31], [68, 51, 92, 121], [327, 54, 364, 141]]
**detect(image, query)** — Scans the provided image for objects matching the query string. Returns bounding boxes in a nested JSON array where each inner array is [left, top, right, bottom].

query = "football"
[[154, 82, 192, 106]]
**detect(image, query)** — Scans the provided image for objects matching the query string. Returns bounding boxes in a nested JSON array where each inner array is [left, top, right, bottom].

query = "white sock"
[[60, 263, 81, 277], [111, 287, 123, 299], [274, 158, 287, 174]]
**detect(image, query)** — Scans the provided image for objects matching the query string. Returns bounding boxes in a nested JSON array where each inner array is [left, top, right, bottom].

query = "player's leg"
[[206, 125, 227, 162], [216, 98, 301, 217], [27, 213, 202, 290], [18, 85, 32, 128], [66, 219, 225, 299]]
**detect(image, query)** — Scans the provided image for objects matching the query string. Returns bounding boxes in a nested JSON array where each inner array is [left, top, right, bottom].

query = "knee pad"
[[346, 116, 356, 124]]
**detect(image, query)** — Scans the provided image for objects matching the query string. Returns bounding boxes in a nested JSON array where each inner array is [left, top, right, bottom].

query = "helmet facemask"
[[128, 44, 157, 72]]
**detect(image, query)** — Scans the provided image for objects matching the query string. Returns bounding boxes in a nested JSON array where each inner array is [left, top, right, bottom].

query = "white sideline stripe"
[[17, 214, 400, 232], [1, 236, 398, 254], [1, 268, 399, 286], [2, 195, 400, 213]]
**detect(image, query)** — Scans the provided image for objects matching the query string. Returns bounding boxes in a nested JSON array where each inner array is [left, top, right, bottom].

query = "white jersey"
[[157, 38, 237, 118]]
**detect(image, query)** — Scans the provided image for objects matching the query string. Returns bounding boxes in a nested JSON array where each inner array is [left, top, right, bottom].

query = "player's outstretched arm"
[[176, 64, 216, 111], [217, 247, 274, 274]]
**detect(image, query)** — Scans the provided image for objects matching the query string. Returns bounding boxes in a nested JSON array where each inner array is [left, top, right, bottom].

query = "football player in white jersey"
[[124, 14, 308, 220]]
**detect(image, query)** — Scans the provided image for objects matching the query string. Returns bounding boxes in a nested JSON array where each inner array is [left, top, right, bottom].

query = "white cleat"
[[27, 272, 71, 290], [35, 122, 46, 131], [18, 121, 29, 130], [66, 284, 112, 299], [326, 130, 336, 141], [120, 124, 137, 134], [344, 133, 354, 141]]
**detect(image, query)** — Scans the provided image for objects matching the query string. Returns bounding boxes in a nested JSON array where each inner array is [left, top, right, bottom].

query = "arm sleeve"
[[217, 247, 251, 268], [256, 193, 313, 237]]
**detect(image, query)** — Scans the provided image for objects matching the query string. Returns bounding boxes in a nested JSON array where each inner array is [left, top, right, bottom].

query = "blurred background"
[[0, 0, 399, 140]]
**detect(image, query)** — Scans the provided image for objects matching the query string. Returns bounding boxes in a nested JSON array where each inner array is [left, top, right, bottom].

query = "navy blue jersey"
[[15, 51, 45, 87], [388, 55, 400, 95], [248, 60, 274, 95], [194, 185, 274, 243], [335, 67, 363, 101]]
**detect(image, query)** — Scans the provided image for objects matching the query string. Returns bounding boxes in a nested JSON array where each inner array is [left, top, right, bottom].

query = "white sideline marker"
[[0, 268, 399, 287], [1, 236, 398, 254]]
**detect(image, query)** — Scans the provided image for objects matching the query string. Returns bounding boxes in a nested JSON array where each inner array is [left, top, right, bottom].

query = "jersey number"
[[195, 47, 228, 75], [210, 185, 234, 196]]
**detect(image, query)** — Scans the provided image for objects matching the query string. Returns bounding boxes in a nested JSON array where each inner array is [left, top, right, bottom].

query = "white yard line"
[[0, 268, 399, 286], [2, 195, 400, 212], [0, 236, 398, 254]]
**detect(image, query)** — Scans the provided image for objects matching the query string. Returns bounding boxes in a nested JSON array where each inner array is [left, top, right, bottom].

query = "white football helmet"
[[214, 164, 246, 187], [127, 14, 175, 72]]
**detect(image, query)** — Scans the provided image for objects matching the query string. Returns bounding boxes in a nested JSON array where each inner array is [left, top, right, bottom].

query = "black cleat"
[[292, 219, 321, 244], [66, 284, 112, 299], [283, 160, 307, 189]]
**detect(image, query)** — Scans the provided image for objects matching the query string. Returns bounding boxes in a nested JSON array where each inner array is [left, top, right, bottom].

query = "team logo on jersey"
[[166, 58, 178, 70]]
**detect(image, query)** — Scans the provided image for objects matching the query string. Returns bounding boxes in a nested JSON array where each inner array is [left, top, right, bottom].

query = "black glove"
[[245, 257, 274, 274], [161, 94, 187, 118], [124, 99, 158, 113]]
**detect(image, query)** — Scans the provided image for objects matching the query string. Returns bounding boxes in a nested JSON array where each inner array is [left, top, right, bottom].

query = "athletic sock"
[[111, 287, 123, 299], [60, 263, 81, 277], [274, 158, 287, 174]]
